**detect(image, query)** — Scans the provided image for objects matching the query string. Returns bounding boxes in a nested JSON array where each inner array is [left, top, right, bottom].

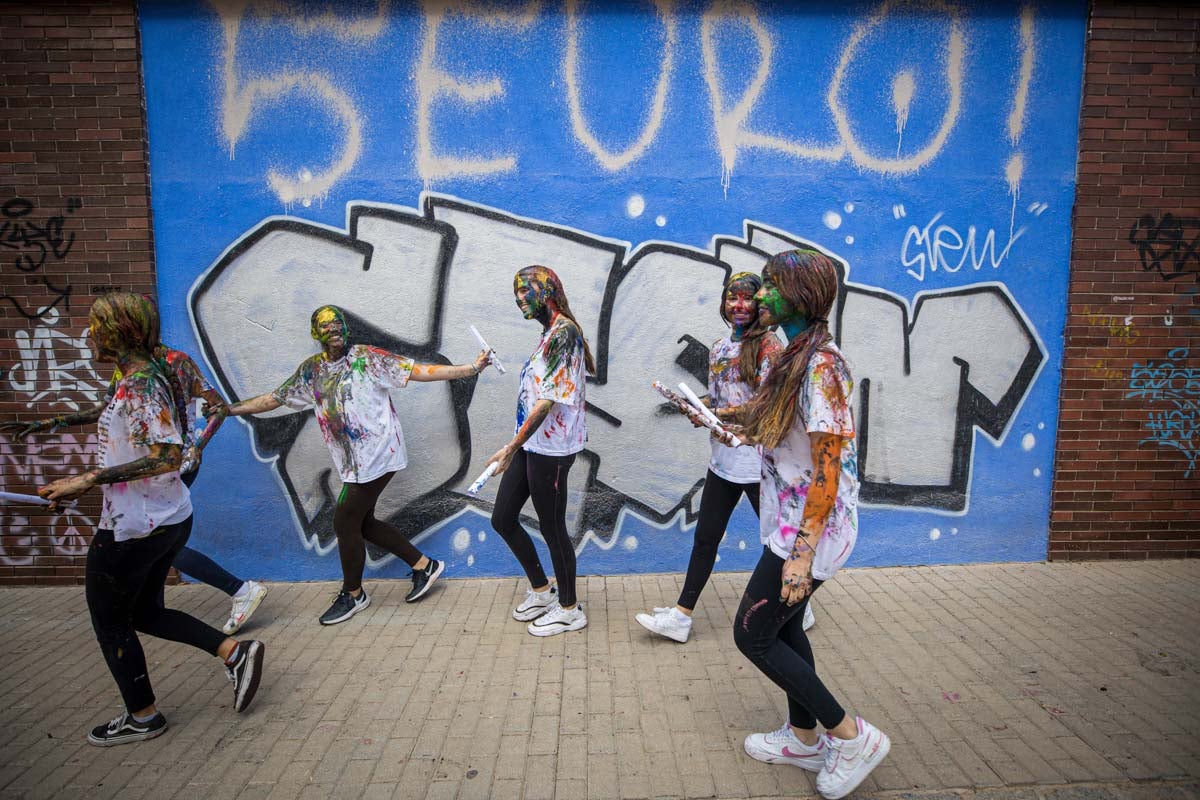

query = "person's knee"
[[733, 599, 770, 658], [333, 505, 363, 539]]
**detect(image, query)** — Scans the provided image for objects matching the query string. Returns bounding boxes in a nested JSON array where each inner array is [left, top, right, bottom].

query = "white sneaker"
[[527, 602, 587, 637], [223, 581, 268, 634], [743, 722, 826, 772], [635, 607, 692, 643], [815, 717, 891, 799], [802, 602, 815, 632], [513, 585, 558, 621]]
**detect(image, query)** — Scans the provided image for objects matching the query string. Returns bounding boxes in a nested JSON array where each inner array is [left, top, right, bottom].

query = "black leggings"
[[733, 547, 844, 731], [678, 469, 759, 611], [171, 467, 244, 596], [335, 472, 425, 592], [86, 517, 227, 713], [490, 448, 578, 607]]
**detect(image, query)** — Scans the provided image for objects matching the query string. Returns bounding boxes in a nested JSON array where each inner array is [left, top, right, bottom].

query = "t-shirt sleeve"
[[175, 352, 214, 400], [272, 359, 316, 410], [805, 352, 855, 438], [534, 323, 583, 406], [124, 376, 185, 449], [364, 346, 414, 389]]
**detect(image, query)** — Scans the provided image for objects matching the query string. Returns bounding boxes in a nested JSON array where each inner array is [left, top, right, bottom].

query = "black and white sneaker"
[[406, 559, 445, 603], [527, 602, 587, 637], [87, 711, 167, 746], [319, 589, 370, 625], [513, 585, 557, 621], [225, 640, 265, 713]]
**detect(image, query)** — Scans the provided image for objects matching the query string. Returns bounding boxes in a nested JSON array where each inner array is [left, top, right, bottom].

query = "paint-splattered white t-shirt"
[[273, 344, 414, 484], [707, 333, 782, 484], [759, 343, 860, 580], [516, 315, 587, 456], [98, 369, 192, 541]]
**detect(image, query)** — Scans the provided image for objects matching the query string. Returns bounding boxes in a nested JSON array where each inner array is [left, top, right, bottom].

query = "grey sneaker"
[[319, 589, 370, 625]]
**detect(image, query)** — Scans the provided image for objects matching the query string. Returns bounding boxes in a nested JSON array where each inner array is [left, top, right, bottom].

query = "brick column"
[[1051, 3, 1199, 559], [0, 1, 154, 583]]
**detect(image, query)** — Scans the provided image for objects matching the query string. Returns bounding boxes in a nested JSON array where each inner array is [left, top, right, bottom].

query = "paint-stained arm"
[[39, 442, 183, 509], [409, 349, 492, 382], [0, 402, 106, 439], [484, 398, 555, 474], [227, 392, 283, 417], [780, 432, 842, 606]]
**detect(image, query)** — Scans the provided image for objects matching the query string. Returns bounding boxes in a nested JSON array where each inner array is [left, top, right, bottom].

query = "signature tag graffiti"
[[1127, 213, 1200, 284], [0, 197, 81, 321], [1127, 348, 1199, 478], [190, 196, 1044, 560]]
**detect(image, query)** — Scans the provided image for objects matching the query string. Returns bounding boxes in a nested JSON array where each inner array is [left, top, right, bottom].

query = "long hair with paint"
[[739, 249, 845, 449], [93, 292, 188, 439], [517, 265, 597, 376], [719, 271, 772, 389]]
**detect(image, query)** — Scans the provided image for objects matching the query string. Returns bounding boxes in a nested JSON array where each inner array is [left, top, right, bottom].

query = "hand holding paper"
[[651, 382, 743, 448], [469, 325, 506, 374]]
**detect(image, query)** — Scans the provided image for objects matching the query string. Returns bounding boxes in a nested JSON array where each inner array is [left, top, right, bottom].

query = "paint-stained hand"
[[39, 473, 94, 510], [485, 444, 517, 475], [181, 445, 202, 475], [0, 420, 51, 440], [473, 349, 493, 375], [781, 551, 814, 606]]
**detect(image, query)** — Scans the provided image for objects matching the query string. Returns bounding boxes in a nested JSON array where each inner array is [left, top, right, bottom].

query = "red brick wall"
[[0, 1, 154, 584], [1050, 3, 1199, 560]]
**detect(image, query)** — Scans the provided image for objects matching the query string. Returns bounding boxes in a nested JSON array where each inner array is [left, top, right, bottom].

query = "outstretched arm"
[[0, 402, 107, 439], [409, 350, 492, 382], [780, 432, 843, 606], [39, 442, 183, 509], [227, 392, 283, 417]]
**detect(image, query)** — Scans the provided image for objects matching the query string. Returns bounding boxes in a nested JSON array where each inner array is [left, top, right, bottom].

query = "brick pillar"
[[1051, 3, 1199, 560], [0, 2, 154, 583]]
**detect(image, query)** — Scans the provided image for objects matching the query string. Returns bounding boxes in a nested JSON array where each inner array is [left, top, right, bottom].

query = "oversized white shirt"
[[97, 368, 191, 541], [516, 315, 587, 456], [706, 333, 782, 483], [273, 344, 415, 483], [759, 343, 860, 580]]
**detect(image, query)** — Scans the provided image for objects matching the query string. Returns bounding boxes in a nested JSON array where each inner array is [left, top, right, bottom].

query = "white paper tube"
[[0, 490, 77, 508], [469, 324, 506, 374], [467, 462, 499, 496], [677, 382, 724, 428]]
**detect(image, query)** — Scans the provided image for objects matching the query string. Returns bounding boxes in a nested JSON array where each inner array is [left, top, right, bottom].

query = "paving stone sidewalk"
[[0, 560, 1197, 799]]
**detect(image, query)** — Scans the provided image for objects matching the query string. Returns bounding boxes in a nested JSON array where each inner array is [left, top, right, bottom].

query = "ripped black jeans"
[[733, 547, 844, 730]]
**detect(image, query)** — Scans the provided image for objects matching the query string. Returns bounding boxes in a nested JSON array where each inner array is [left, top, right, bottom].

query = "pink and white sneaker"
[[815, 717, 891, 799], [743, 722, 826, 771]]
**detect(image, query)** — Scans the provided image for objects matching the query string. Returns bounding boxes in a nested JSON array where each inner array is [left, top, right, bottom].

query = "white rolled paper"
[[469, 324, 506, 374], [467, 462, 500, 496], [0, 490, 77, 508], [677, 382, 725, 428]]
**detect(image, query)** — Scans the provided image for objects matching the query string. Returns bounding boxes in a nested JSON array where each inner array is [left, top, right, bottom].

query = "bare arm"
[[1, 402, 106, 439], [227, 392, 283, 416], [780, 432, 843, 606], [408, 350, 491, 382], [484, 398, 555, 474], [193, 387, 228, 450], [39, 442, 183, 509]]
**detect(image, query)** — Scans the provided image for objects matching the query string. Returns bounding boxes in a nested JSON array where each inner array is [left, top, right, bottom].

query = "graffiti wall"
[[138, 0, 1087, 581]]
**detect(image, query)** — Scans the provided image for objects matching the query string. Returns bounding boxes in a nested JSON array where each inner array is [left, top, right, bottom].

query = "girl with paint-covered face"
[[634, 271, 795, 645], [484, 265, 596, 637], [36, 293, 264, 747], [228, 304, 493, 626], [732, 250, 890, 799]]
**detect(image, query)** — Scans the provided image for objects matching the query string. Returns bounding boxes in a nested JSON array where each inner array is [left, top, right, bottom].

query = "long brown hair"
[[720, 271, 772, 389], [517, 265, 597, 376], [740, 249, 844, 449]]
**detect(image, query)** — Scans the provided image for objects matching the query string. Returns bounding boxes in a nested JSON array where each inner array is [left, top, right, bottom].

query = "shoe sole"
[[742, 738, 823, 772], [87, 724, 167, 747], [223, 585, 268, 634], [319, 595, 370, 625], [513, 603, 554, 622], [818, 733, 891, 799], [234, 641, 265, 713], [406, 560, 445, 603], [527, 615, 588, 637], [802, 606, 815, 632], [634, 614, 689, 643]]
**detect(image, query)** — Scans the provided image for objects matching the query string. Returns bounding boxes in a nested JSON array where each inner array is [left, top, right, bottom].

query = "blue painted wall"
[[139, 0, 1087, 583]]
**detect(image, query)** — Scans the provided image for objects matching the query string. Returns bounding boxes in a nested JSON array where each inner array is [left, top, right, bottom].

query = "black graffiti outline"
[[0, 275, 72, 321], [1128, 213, 1200, 283], [190, 196, 1047, 559]]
